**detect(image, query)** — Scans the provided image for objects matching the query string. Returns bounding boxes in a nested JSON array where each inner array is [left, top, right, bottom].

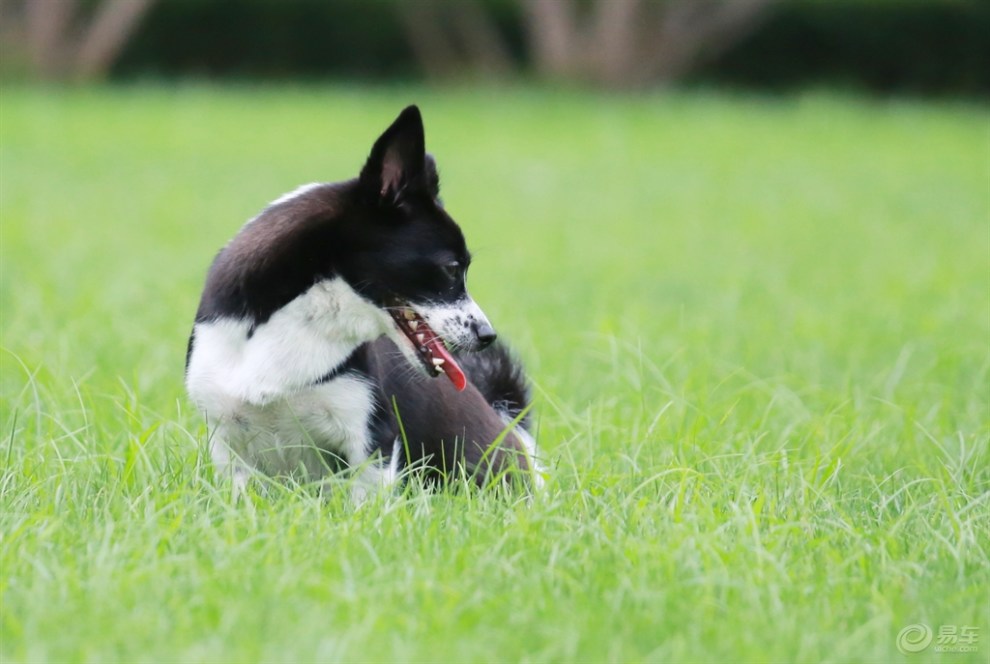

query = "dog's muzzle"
[[472, 321, 497, 348]]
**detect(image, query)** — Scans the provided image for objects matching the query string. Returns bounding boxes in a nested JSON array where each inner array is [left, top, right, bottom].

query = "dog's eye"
[[440, 261, 461, 282]]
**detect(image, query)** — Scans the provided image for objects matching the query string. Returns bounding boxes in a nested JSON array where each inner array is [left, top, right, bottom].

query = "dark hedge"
[[115, 0, 989, 96]]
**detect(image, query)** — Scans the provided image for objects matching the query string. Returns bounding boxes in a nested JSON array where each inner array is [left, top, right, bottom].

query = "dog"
[[185, 105, 541, 499]]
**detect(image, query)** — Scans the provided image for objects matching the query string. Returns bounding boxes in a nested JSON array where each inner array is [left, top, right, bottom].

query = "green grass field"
[[1, 85, 988, 663]]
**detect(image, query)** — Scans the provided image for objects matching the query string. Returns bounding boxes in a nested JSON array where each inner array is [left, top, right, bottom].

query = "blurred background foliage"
[[0, 0, 987, 96]]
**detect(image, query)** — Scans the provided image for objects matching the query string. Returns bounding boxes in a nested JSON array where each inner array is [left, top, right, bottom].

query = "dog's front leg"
[[209, 431, 254, 500], [348, 436, 402, 505]]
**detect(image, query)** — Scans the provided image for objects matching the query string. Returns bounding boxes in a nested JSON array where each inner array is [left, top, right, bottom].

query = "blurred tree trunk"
[[524, 0, 776, 88], [398, 0, 513, 81], [2, 0, 154, 81]]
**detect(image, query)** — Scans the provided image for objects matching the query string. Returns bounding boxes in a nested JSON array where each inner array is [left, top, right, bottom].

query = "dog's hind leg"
[[497, 415, 544, 490]]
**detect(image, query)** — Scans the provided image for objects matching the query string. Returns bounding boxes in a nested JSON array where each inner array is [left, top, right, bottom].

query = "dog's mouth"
[[389, 305, 467, 391]]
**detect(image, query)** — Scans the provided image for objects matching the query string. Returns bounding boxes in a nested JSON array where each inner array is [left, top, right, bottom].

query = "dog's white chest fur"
[[186, 277, 388, 479], [212, 377, 374, 479]]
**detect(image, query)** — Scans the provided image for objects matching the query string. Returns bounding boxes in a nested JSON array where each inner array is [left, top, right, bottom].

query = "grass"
[[1, 84, 988, 663]]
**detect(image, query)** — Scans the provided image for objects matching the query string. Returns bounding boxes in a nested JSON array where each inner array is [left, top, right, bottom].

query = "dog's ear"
[[360, 105, 429, 204], [424, 153, 440, 200]]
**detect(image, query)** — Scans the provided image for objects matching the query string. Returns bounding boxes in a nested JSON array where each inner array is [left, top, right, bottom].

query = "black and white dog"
[[185, 106, 541, 499]]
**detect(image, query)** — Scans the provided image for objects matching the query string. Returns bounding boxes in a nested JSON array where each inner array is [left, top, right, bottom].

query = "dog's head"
[[336, 106, 495, 391]]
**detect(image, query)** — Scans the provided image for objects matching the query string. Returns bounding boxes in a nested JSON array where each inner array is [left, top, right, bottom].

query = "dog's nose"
[[473, 321, 497, 348]]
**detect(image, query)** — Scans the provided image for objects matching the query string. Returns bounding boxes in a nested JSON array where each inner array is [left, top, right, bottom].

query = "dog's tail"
[[455, 343, 532, 430], [456, 342, 544, 485]]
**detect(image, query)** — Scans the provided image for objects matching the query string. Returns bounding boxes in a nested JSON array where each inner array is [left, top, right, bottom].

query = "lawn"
[[1, 85, 988, 663]]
